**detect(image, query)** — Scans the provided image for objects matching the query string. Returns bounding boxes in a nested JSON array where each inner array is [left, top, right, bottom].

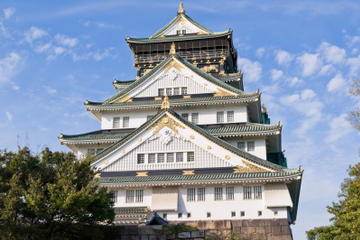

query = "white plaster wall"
[[101, 110, 157, 129], [227, 138, 267, 160], [114, 188, 152, 208], [76, 144, 110, 160], [162, 17, 204, 36]]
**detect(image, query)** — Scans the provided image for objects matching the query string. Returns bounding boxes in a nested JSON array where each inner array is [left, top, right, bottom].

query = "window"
[[181, 87, 187, 95], [167, 153, 174, 163], [217, 111, 224, 123], [126, 190, 134, 203], [231, 211, 236, 217], [163, 213, 167, 219], [112, 191, 118, 203], [178, 213, 182, 218], [254, 186, 262, 199], [247, 141, 255, 151], [207, 212, 211, 218], [187, 188, 195, 202], [135, 190, 144, 202], [197, 188, 205, 201], [113, 117, 120, 128], [187, 152, 194, 162], [258, 211, 262, 216], [157, 153, 165, 163], [237, 142, 245, 151], [243, 186, 252, 200], [226, 187, 234, 200], [88, 149, 95, 155], [181, 113, 189, 121], [187, 213, 191, 218], [147, 115, 154, 120], [158, 88, 164, 96], [166, 88, 172, 96], [176, 30, 181, 35], [227, 111, 234, 123], [274, 210, 278, 216], [240, 211, 245, 217], [173, 87, 180, 95], [182, 30, 186, 35], [176, 152, 183, 162], [214, 187, 223, 201], [148, 153, 156, 164], [123, 116, 129, 128], [137, 154, 145, 164], [191, 113, 199, 124]]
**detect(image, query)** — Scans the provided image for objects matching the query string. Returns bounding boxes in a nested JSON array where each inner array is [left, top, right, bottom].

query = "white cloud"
[[297, 53, 322, 77], [327, 73, 346, 92], [255, 47, 265, 58], [345, 35, 360, 47], [35, 43, 52, 53], [326, 114, 352, 143], [3, 7, 15, 20], [25, 26, 47, 43], [318, 42, 346, 64], [237, 58, 262, 82], [55, 34, 78, 47], [301, 89, 316, 100], [0, 52, 21, 85], [318, 64, 335, 76], [271, 69, 283, 81], [45, 86, 57, 95], [54, 46, 65, 55], [288, 76, 302, 87], [5, 112, 12, 121], [347, 55, 360, 77], [275, 50, 293, 66], [92, 49, 110, 61]]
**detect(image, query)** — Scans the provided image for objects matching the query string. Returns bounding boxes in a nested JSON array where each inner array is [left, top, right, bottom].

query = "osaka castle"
[[59, 1, 302, 235]]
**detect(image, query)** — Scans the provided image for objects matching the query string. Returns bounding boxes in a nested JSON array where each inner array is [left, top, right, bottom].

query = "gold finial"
[[161, 95, 170, 110], [261, 104, 267, 114], [178, 0, 185, 14], [170, 42, 176, 55]]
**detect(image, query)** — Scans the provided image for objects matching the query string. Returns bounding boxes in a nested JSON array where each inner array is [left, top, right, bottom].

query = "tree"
[[0, 147, 115, 240], [307, 80, 360, 240]]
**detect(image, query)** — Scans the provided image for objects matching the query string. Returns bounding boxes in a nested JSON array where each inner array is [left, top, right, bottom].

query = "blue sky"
[[0, 1, 360, 239]]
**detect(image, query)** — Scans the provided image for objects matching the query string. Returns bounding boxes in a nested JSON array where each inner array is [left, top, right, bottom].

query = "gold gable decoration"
[[178, 0, 185, 14], [214, 88, 234, 97], [161, 95, 170, 110], [163, 59, 184, 73], [151, 115, 185, 135], [170, 42, 176, 55], [233, 161, 269, 173]]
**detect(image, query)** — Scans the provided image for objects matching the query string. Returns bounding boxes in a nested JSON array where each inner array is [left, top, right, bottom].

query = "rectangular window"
[[176, 152, 183, 162], [216, 111, 224, 123], [113, 117, 120, 128], [191, 113, 199, 124], [178, 213, 182, 218], [135, 190, 144, 202], [231, 211, 236, 217], [187, 152, 194, 162], [167, 153, 174, 163], [254, 186, 262, 199], [147, 115, 154, 121], [207, 212, 211, 218], [197, 188, 205, 201], [173, 87, 180, 95], [214, 187, 223, 201], [227, 111, 234, 123], [226, 187, 234, 200], [258, 211, 262, 216], [181, 113, 189, 121], [163, 213, 167, 219], [122, 116, 129, 128], [187, 188, 195, 202], [176, 30, 181, 35], [126, 190, 134, 203], [247, 141, 255, 151], [112, 191, 118, 203], [181, 87, 187, 95], [137, 154, 145, 164], [157, 153, 165, 163], [237, 142, 245, 151], [187, 213, 191, 218], [182, 30, 186, 35], [158, 88, 164, 96], [240, 211, 245, 217], [148, 153, 156, 164], [166, 88, 172, 96], [243, 186, 252, 200]]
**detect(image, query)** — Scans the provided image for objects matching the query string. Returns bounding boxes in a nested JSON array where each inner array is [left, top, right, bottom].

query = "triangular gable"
[[105, 55, 243, 104], [91, 110, 282, 173]]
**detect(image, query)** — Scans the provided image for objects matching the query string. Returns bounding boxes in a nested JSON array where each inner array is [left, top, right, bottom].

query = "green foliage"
[[306, 163, 360, 240], [0, 147, 115, 240]]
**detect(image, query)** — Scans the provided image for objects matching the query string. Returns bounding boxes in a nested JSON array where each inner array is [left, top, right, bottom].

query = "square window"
[[226, 187, 234, 200], [136, 190, 144, 202], [214, 187, 223, 201], [237, 142, 245, 151], [181, 87, 187, 95], [187, 212, 191, 218], [197, 188, 205, 201], [148, 153, 156, 164], [123, 116, 129, 128], [113, 117, 120, 128], [173, 87, 180, 95], [254, 186, 262, 199], [240, 211, 245, 217], [207, 212, 211, 218], [191, 113, 199, 124], [181, 113, 189, 121], [227, 111, 234, 123], [243, 186, 252, 200], [176, 152, 183, 162], [126, 190, 134, 203], [178, 213, 182, 218], [258, 211, 262, 216], [247, 141, 255, 151], [216, 112, 224, 123], [187, 188, 195, 202], [158, 88, 164, 96], [167, 153, 174, 163], [166, 88, 172, 96], [137, 154, 145, 164], [187, 152, 194, 162], [231, 211, 236, 217], [157, 153, 165, 163]]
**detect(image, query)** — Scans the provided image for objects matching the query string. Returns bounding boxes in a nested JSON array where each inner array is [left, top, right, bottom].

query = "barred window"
[[158, 88, 164, 96], [112, 191, 118, 203], [237, 142, 245, 151], [182, 30, 186, 35], [254, 186, 262, 199], [181, 113, 189, 121], [113, 117, 120, 128], [157, 153, 165, 163], [243, 186, 252, 200], [216, 111, 224, 123], [126, 190, 134, 203], [176, 152, 183, 162], [197, 188, 205, 201], [226, 187, 234, 200], [137, 154, 145, 164], [173, 87, 180, 95], [167, 153, 174, 163], [148, 153, 156, 164], [135, 190, 144, 202], [166, 88, 172, 96], [191, 113, 199, 124], [181, 87, 187, 95], [122, 116, 129, 128], [214, 187, 223, 201], [187, 188, 196, 202], [176, 30, 181, 35], [227, 111, 234, 123], [187, 152, 194, 162], [247, 141, 255, 151]]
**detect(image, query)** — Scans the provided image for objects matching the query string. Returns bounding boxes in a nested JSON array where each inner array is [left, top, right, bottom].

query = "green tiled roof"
[[60, 129, 131, 142], [204, 123, 281, 136]]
